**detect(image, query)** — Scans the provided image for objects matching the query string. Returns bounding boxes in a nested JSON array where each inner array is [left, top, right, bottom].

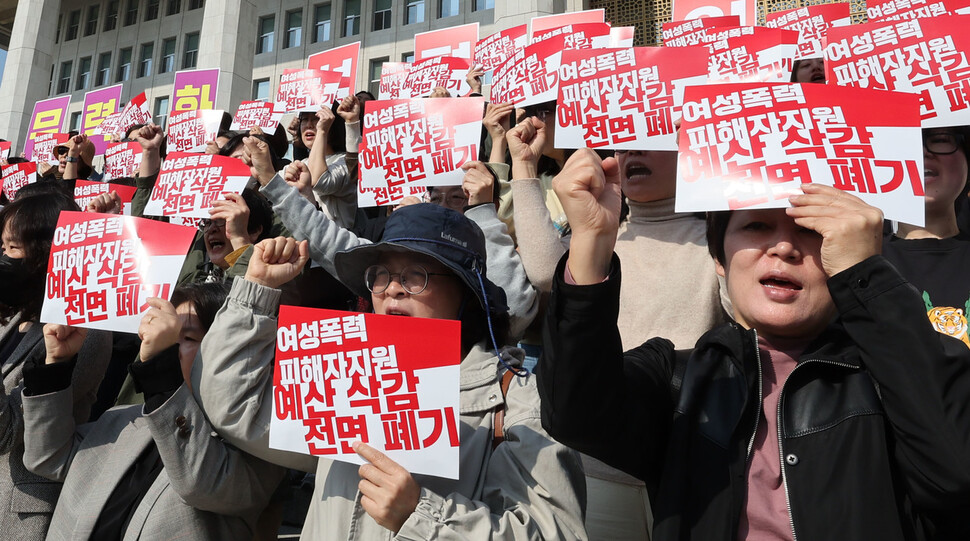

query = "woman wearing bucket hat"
[[187, 203, 587, 540]]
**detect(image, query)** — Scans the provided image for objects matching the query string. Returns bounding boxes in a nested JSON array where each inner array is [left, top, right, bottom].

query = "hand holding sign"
[[42, 324, 88, 365], [209, 193, 252, 253], [138, 297, 181, 361], [86, 191, 123, 214], [245, 237, 309, 289], [507, 116, 547, 179], [465, 65, 485, 95], [787, 184, 884, 277], [354, 441, 421, 534], [461, 161, 495, 206], [242, 136, 276, 186]]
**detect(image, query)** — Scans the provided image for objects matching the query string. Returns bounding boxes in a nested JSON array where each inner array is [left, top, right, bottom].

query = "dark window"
[[439, 0, 459, 18], [405, 0, 424, 24], [66, 10, 80, 40], [55, 14, 62, 43], [145, 0, 159, 21], [104, 1, 119, 31], [167, 0, 181, 16], [188, 0, 204, 9], [312, 4, 331, 43], [138, 42, 154, 78], [124, 0, 139, 26], [256, 15, 274, 54], [473, 0, 494, 10], [57, 61, 72, 94], [182, 32, 199, 68], [159, 37, 176, 73], [154, 96, 169, 129], [252, 79, 270, 101], [76, 57, 92, 91], [96, 52, 112, 86], [343, 0, 360, 37], [84, 5, 99, 36], [70, 111, 82, 132], [374, 0, 391, 31], [116, 47, 132, 82], [285, 10, 302, 48]]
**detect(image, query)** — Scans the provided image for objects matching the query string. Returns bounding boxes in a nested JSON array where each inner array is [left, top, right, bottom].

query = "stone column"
[[197, 0, 257, 114]]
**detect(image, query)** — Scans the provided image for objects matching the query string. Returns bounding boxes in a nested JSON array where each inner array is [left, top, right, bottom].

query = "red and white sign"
[[308, 41, 360, 99], [278, 69, 344, 113], [74, 180, 138, 215], [231, 101, 287, 134], [143, 152, 250, 218], [531, 22, 612, 48], [707, 27, 799, 83], [30, 132, 70, 166], [0, 141, 11, 161], [672, 0, 755, 27], [1, 162, 37, 201], [677, 83, 925, 225], [663, 16, 740, 46], [103, 141, 144, 181], [866, 0, 970, 22], [490, 35, 567, 107], [94, 92, 153, 137], [610, 26, 637, 47], [475, 24, 529, 73], [379, 63, 412, 100], [825, 16, 970, 128], [530, 9, 604, 37], [765, 4, 852, 60], [556, 47, 709, 150], [270, 306, 461, 479], [359, 98, 484, 207], [41, 212, 196, 333], [166, 109, 226, 153], [415, 23, 479, 62], [402, 56, 471, 98]]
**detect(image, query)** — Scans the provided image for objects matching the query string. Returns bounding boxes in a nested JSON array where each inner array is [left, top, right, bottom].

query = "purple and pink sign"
[[23, 96, 71, 159], [171, 68, 220, 113]]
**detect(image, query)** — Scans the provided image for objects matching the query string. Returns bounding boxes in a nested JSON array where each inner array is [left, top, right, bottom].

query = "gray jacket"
[[22, 383, 285, 540], [191, 277, 588, 540]]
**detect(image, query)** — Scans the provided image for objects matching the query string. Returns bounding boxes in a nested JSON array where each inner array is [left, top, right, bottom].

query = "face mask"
[[0, 255, 32, 307]]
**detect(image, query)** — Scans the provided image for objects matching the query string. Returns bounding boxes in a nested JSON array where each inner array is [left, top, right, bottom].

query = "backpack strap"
[[491, 370, 516, 450], [670, 349, 691, 403]]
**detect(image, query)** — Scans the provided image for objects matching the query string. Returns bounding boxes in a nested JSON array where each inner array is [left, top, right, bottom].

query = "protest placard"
[[143, 151, 250, 218], [610, 26, 637, 47], [673, 0, 755, 27], [23, 96, 70, 160], [30, 132, 70, 166], [824, 16, 970, 128], [73, 180, 138, 215], [415, 23, 479, 62], [706, 27, 799, 83], [490, 35, 567, 107], [166, 109, 226, 153], [94, 92, 153, 137], [308, 41, 360, 99], [0, 141, 11, 161], [475, 24, 529, 73], [81, 84, 124, 156], [530, 9, 604, 37], [1, 162, 37, 201], [676, 83, 925, 225], [402, 56, 471, 98], [866, 0, 970, 21], [556, 47, 709, 150], [379, 63, 412, 100], [172, 68, 219, 113], [765, 4, 851, 60], [231, 100, 287, 134], [102, 141, 144, 180], [530, 22, 612, 48], [41, 211, 197, 333], [357, 184, 429, 208], [270, 306, 461, 479], [663, 16, 740, 46], [359, 98, 484, 206], [278, 68, 344, 112]]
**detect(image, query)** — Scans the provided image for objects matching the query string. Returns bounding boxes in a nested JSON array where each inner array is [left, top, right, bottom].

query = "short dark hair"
[[170, 281, 230, 333], [241, 188, 274, 242], [706, 210, 732, 265]]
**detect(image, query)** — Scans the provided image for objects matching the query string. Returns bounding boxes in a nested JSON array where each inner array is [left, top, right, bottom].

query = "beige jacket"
[[191, 277, 588, 540]]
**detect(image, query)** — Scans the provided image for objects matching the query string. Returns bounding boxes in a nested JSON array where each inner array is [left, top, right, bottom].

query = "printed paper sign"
[[379, 63, 412, 100], [765, 4, 852, 60], [707, 27, 799, 83], [81, 84, 124, 156], [278, 68, 344, 112], [673, 0, 755, 27], [30, 132, 70, 165], [270, 306, 461, 479], [23, 96, 70, 160], [357, 184, 429, 208], [2, 162, 37, 201], [824, 16, 970, 128], [415, 23, 479, 62], [490, 35, 567, 107], [94, 92, 153, 137], [866, 0, 970, 21], [308, 41, 360, 98], [41, 211, 197, 333], [663, 16, 740, 46], [530, 9, 604, 37], [231, 101, 287, 134], [172, 68, 219, 113], [74, 180, 138, 215], [0, 141, 11, 161], [531, 22, 612, 48], [144, 151, 250, 218], [402, 56, 471, 98], [166, 109, 226, 153], [556, 47, 709, 150], [103, 141, 144, 180], [610, 26, 637, 47], [677, 83, 924, 225], [359, 98, 484, 206], [475, 25, 529, 73]]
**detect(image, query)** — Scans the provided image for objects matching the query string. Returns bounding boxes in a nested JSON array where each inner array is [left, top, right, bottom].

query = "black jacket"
[[539, 254, 970, 541]]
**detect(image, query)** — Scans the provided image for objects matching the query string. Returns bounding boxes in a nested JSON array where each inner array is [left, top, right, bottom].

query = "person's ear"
[[714, 256, 726, 279]]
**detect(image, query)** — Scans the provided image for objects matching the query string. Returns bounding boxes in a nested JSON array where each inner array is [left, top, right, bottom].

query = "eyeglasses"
[[364, 264, 453, 295], [197, 218, 226, 232], [923, 132, 965, 155]]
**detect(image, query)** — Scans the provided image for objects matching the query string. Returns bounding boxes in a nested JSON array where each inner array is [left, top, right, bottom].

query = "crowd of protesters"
[[0, 22, 968, 541]]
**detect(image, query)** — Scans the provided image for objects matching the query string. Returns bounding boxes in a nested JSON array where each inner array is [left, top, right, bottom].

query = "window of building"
[[55, 14, 62, 43], [182, 32, 199, 68], [373, 0, 391, 31], [104, 1, 119, 31], [368, 57, 387, 97], [402, 52, 414, 63], [116, 47, 132, 82], [49, 64, 55, 95], [313, 4, 331, 43], [188, 0, 204, 10], [84, 5, 99, 36], [167, 0, 181, 16], [285, 10, 302, 48], [252, 78, 270, 101], [473, 0, 494, 10], [76, 57, 92, 91], [124, 0, 139, 26], [439, 0, 459, 18], [405, 0, 424, 24], [96, 52, 112, 86], [66, 10, 81, 40], [343, 0, 360, 37], [256, 15, 274, 54], [70, 111, 83, 133], [145, 0, 159, 21], [154, 96, 170, 129], [57, 61, 72, 94], [138, 42, 154, 78], [159, 37, 176, 73]]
